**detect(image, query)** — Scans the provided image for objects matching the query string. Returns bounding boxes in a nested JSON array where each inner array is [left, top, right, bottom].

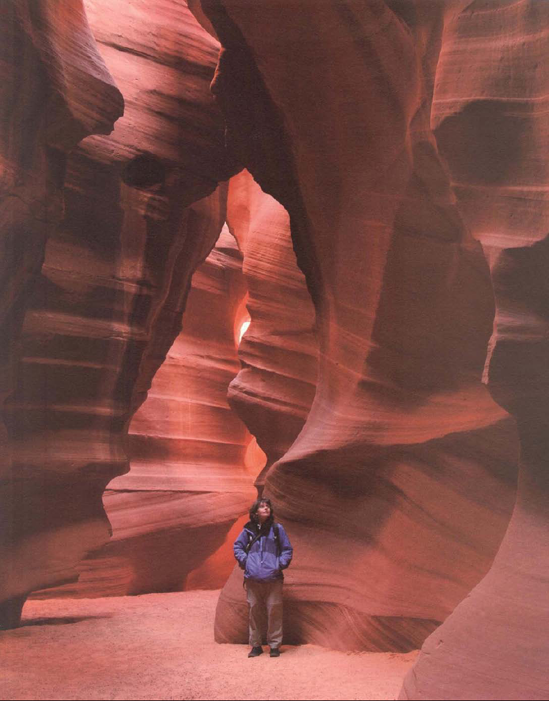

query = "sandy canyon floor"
[[1, 590, 417, 700]]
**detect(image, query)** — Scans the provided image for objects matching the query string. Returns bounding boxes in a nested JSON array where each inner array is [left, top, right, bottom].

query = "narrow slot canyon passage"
[[28, 226, 265, 600], [2, 1, 549, 700]]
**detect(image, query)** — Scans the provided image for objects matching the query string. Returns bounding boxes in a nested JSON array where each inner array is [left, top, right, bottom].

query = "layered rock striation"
[[199, 0, 519, 652], [4, 4, 548, 695], [226, 170, 318, 486], [0, 0, 123, 627], [35, 230, 260, 597], [2, 0, 238, 622], [401, 1, 549, 697]]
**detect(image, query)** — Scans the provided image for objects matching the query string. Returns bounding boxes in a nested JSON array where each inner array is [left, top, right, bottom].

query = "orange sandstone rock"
[[0, 0, 123, 627], [199, 0, 518, 651], [226, 170, 318, 486], [2, 0, 235, 621], [401, 1, 549, 697]]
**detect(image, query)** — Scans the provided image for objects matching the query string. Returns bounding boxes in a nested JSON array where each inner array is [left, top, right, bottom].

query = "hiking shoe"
[[248, 646, 263, 658], [270, 647, 281, 657]]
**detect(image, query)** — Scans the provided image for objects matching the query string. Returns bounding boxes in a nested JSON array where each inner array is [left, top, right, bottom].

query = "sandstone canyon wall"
[[400, 1, 549, 698], [3, 1, 549, 698], [0, 0, 123, 627], [226, 170, 318, 486], [1, 0, 240, 621], [199, 0, 519, 653], [30, 229, 260, 598], [192, 0, 549, 696]]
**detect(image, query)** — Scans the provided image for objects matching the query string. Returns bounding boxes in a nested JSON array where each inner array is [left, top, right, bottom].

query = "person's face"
[[256, 502, 271, 523]]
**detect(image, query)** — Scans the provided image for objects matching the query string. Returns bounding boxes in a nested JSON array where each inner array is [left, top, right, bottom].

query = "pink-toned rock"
[[3, 0, 236, 622], [401, 1, 549, 697], [36, 231, 261, 597], [199, 0, 518, 651], [226, 170, 318, 484], [4, 5, 547, 696], [0, 0, 123, 627]]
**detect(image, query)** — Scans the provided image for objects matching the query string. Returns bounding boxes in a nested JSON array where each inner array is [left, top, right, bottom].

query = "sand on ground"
[[0, 590, 417, 700]]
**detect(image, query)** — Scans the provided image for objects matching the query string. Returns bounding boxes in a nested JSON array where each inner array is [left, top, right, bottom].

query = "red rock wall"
[[2, 0, 237, 622], [4, 3, 548, 693], [226, 170, 318, 484], [199, 0, 519, 652], [31, 230, 260, 597], [400, 1, 549, 698], [0, 0, 123, 627]]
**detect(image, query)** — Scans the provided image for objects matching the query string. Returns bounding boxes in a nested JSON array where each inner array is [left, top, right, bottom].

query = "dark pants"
[[245, 579, 283, 648]]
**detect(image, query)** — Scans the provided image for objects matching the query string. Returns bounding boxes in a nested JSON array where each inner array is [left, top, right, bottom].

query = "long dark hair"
[[249, 498, 275, 528]]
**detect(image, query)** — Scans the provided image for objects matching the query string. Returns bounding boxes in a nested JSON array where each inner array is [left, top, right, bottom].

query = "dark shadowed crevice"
[[121, 153, 167, 189], [199, 0, 325, 322]]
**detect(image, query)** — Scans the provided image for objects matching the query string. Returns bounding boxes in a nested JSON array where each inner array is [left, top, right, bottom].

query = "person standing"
[[233, 498, 293, 658]]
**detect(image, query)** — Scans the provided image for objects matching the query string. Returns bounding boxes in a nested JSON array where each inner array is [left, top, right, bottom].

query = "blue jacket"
[[234, 520, 293, 582]]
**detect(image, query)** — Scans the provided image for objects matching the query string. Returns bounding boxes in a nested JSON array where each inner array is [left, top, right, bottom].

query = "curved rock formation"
[[200, 0, 519, 651], [0, 0, 123, 628], [5, 4, 547, 695], [2, 0, 237, 623], [36, 230, 260, 597], [226, 170, 318, 484], [401, 1, 549, 697]]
